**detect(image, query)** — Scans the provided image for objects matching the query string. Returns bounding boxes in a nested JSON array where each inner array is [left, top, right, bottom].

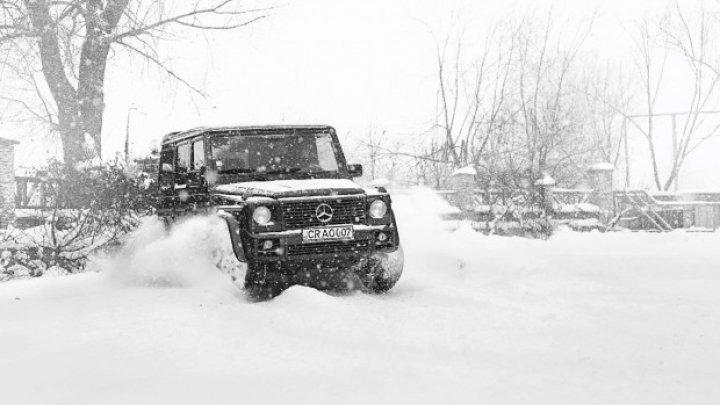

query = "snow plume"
[[107, 215, 236, 288], [391, 187, 552, 292]]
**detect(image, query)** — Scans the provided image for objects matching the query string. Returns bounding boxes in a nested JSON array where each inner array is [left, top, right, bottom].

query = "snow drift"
[[1, 187, 720, 405]]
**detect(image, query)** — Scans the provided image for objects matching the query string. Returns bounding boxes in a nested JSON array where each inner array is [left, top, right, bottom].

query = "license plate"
[[302, 225, 354, 243]]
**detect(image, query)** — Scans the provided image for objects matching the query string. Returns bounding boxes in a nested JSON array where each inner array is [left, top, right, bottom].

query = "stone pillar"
[[448, 166, 477, 211], [534, 174, 556, 215], [587, 163, 615, 224], [0, 137, 19, 229]]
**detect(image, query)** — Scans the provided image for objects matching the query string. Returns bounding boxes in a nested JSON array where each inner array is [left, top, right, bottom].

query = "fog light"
[[377, 232, 388, 242], [262, 240, 274, 250]]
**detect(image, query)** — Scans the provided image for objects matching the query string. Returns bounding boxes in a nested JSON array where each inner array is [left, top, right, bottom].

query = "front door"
[[156, 147, 175, 217], [173, 138, 209, 216]]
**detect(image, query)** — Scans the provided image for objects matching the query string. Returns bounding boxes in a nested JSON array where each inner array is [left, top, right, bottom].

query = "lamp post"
[[125, 107, 144, 167]]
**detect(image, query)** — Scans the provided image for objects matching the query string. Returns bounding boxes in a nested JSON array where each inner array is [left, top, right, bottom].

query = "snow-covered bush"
[[440, 184, 555, 238], [0, 161, 155, 280]]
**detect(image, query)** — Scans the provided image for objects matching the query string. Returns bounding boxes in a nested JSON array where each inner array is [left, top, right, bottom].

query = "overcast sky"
[[10, 0, 718, 188]]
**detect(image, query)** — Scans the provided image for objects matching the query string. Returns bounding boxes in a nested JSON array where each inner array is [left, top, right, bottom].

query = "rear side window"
[[176, 143, 191, 173]]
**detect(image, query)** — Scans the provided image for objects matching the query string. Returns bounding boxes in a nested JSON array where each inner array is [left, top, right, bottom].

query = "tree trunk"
[[77, 45, 111, 160], [24, 0, 127, 165], [25, 0, 88, 166], [57, 107, 85, 165]]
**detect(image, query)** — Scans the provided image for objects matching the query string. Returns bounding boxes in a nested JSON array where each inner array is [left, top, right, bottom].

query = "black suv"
[[156, 125, 403, 296]]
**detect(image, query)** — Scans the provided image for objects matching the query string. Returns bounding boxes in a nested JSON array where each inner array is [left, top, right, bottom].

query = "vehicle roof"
[[161, 125, 335, 145]]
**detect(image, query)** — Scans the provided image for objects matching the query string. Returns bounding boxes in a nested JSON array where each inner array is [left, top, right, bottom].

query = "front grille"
[[286, 240, 371, 257], [281, 197, 366, 229]]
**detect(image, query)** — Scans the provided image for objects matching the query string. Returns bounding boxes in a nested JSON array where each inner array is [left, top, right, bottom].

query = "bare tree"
[[658, 2, 720, 190], [580, 63, 633, 168], [625, 2, 720, 191], [0, 0, 270, 166], [430, 19, 466, 167], [628, 18, 670, 190], [362, 125, 386, 181], [407, 11, 605, 190], [423, 16, 520, 188], [487, 12, 598, 188]]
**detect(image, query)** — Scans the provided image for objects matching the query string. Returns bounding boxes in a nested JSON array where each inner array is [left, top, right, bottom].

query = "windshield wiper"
[[263, 167, 302, 175]]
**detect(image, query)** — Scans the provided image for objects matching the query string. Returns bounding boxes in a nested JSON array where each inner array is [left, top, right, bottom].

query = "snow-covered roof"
[[534, 174, 556, 186], [558, 203, 601, 213], [451, 165, 477, 176], [0, 136, 19, 146], [161, 125, 335, 145]]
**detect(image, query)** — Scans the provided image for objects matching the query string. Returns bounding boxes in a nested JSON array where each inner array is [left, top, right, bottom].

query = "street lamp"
[[125, 106, 144, 166]]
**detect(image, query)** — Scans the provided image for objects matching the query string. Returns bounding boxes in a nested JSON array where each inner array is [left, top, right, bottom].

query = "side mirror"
[[347, 164, 363, 178]]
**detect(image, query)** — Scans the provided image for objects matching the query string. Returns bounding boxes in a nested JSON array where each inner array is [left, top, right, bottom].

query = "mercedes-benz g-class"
[[156, 125, 403, 297]]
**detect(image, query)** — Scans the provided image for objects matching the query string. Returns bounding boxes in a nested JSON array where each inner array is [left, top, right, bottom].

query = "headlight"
[[252, 206, 272, 225], [369, 200, 387, 218]]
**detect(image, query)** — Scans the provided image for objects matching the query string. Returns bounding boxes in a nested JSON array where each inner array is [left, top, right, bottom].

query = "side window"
[[175, 143, 191, 186], [193, 141, 205, 171]]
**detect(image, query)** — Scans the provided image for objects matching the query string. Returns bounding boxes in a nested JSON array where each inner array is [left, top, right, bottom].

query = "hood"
[[212, 178, 365, 198]]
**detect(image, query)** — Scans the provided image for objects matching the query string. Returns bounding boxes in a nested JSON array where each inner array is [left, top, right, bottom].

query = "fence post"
[[587, 163, 615, 225], [0, 138, 19, 229]]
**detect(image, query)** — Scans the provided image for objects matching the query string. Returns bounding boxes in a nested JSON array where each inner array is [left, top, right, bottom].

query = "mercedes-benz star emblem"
[[315, 203, 334, 223]]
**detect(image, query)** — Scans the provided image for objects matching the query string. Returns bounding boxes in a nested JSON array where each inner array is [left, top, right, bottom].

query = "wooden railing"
[[438, 187, 720, 232], [613, 190, 720, 231]]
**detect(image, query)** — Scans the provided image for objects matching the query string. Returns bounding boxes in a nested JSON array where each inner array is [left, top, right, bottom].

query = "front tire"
[[243, 260, 285, 300], [355, 244, 404, 293]]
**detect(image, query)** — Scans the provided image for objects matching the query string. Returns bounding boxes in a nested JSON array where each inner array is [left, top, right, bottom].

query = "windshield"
[[209, 132, 341, 182]]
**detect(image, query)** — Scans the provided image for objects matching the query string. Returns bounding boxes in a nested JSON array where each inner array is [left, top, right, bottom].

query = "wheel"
[[355, 244, 404, 293], [160, 216, 173, 233], [243, 260, 265, 288], [243, 260, 286, 301]]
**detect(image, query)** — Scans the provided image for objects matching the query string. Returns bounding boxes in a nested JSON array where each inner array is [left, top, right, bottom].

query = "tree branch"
[[115, 38, 207, 98], [113, 3, 272, 41]]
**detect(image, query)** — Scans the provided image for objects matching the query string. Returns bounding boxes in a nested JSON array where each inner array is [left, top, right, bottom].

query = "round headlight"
[[252, 206, 272, 225], [369, 200, 387, 219]]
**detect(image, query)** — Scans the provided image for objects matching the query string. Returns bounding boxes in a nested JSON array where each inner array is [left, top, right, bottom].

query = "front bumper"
[[245, 224, 399, 262]]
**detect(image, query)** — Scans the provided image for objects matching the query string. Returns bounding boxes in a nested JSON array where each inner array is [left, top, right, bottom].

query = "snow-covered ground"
[[2, 188, 719, 405]]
